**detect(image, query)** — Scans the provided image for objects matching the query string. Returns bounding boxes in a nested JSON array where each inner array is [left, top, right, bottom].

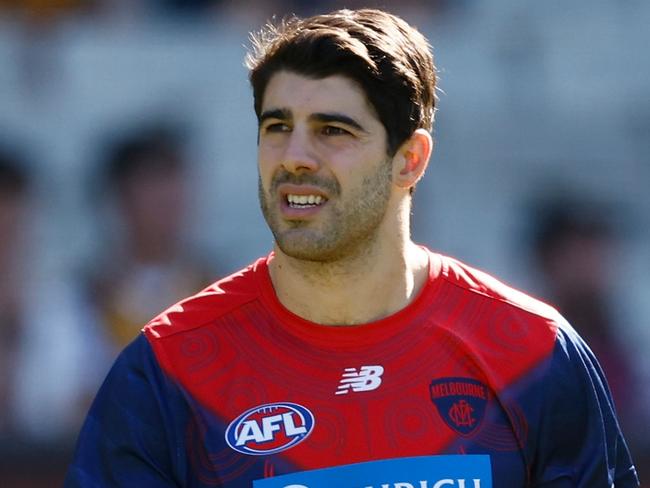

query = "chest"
[[165, 326, 531, 487]]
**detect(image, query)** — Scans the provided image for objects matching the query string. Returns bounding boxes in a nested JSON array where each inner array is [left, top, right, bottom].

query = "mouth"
[[285, 193, 327, 209], [276, 185, 330, 219]]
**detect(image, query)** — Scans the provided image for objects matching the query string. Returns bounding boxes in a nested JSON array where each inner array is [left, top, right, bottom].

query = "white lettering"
[[458, 480, 481, 488], [282, 478, 481, 488], [235, 420, 264, 446], [433, 481, 454, 488], [458, 479, 481, 488], [283, 412, 307, 436], [261, 415, 283, 441]]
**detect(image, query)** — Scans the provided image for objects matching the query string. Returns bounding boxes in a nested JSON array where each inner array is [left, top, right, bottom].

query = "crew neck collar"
[[252, 248, 443, 348]]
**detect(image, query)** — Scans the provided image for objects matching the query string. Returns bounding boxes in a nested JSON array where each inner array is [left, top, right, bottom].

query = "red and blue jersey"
[[65, 251, 640, 487]]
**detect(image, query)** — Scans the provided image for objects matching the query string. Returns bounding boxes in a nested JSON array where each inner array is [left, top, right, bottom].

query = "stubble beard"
[[258, 160, 393, 263]]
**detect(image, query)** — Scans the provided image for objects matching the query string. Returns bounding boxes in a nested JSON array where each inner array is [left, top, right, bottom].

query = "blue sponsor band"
[[253, 454, 492, 488]]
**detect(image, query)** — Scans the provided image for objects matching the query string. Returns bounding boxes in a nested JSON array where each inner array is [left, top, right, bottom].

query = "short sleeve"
[[531, 320, 640, 487], [64, 334, 181, 487]]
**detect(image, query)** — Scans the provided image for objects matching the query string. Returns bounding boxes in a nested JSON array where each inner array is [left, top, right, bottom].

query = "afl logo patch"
[[430, 377, 488, 436], [225, 402, 315, 455]]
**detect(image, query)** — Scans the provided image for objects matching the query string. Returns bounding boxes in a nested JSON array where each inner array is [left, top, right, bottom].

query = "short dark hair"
[[0, 148, 30, 196], [532, 201, 613, 263], [105, 126, 185, 190], [246, 9, 437, 156]]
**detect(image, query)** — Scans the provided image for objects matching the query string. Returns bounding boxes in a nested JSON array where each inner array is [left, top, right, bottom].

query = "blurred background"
[[0, 0, 648, 486]]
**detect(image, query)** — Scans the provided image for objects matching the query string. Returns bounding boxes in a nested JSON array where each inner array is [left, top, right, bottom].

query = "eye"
[[321, 125, 351, 136], [264, 123, 291, 133]]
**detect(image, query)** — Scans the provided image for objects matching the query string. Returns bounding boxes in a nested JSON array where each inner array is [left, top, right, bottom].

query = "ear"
[[392, 129, 433, 189]]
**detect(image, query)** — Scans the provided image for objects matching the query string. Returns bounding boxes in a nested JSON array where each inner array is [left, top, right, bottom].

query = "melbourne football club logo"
[[225, 402, 315, 455], [430, 377, 488, 436]]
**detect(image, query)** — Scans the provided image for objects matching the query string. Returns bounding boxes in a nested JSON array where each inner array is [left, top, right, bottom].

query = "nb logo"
[[335, 365, 384, 395]]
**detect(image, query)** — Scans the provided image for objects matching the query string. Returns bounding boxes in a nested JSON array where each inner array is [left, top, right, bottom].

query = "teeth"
[[287, 194, 324, 206]]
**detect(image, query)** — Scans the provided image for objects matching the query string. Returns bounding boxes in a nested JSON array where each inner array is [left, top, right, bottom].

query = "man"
[[65, 9, 639, 487], [0, 150, 32, 437], [85, 125, 211, 351]]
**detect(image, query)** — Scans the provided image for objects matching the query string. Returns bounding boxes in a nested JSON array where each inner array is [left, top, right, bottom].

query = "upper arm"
[[531, 322, 639, 487], [64, 335, 181, 487]]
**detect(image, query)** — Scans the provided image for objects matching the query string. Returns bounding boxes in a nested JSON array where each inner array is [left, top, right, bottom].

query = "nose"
[[282, 128, 319, 174]]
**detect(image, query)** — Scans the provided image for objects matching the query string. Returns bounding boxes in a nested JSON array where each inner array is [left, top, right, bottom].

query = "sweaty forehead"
[[261, 70, 379, 122]]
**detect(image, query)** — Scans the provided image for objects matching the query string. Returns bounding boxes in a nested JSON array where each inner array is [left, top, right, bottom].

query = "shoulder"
[[142, 256, 268, 342], [430, 253, 566, 365], [436, 253, 559, 322], [432, 254, 601, 382]]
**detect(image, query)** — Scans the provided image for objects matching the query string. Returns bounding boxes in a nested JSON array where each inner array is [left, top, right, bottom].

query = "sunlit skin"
[[257, 71, 434, 325], [258, 73, 394, 263]]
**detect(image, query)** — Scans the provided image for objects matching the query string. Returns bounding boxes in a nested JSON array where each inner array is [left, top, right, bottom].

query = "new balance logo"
[[335, 365, 384, 395]]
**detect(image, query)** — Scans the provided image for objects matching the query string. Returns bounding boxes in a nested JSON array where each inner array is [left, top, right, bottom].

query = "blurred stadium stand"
[[0, 0, 648, 485]]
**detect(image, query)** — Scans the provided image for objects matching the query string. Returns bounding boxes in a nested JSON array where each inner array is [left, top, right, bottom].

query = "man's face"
[[257, 71, 394, 262]]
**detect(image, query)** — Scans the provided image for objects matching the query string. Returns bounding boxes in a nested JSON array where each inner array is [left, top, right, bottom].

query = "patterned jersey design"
[[64, 251, 640, 487]]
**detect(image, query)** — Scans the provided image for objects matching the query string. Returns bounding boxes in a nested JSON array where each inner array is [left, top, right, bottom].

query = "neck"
[[268, 236, 429, 326]]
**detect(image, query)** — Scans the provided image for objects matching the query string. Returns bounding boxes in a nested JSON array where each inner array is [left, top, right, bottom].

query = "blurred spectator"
[[0, 0, 87, 21], [160, 0, 224, 15], [84, 125, 212, 355], [530, 198, 650, 478], [0, 146, 80, 486], [0, 149, 32, 439]]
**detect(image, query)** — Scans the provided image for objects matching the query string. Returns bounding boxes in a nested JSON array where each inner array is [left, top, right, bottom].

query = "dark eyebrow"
[[311, 113, 366, 132], [259, 108, 291, 125], [258, 109, 367, 133]]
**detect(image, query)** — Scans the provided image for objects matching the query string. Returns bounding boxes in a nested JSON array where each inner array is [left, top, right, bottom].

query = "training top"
[[65, 250, 640, 488]]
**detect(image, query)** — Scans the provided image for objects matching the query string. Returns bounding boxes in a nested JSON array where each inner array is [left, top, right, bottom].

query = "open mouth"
[[286, 193, 327, 208]]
